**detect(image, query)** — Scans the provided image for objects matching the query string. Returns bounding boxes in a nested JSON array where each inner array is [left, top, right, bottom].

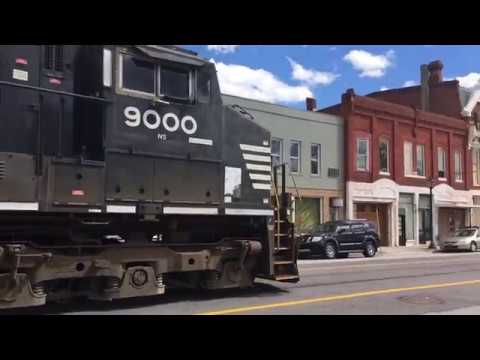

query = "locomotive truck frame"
[[0, 45, 298, 309]]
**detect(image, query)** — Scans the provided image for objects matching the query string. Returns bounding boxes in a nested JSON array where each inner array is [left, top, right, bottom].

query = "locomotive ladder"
[[269, 163, 299, 283]]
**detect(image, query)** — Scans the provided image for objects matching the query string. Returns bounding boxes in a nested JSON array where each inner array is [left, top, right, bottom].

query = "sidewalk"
[[299, 246, 480, 265], [377, 245, 436, 258], [426, 306, 480, 315]]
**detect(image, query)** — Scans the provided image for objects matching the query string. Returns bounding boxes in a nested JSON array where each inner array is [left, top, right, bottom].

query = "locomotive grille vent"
[[0, 161, 6, 180], [44, 46, 54, 70], [55, 45, 64, 72], [44, 45, 64, 72]]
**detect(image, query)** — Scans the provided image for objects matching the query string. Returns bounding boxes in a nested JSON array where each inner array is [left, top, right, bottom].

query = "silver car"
[[441, 228, 479, 252]]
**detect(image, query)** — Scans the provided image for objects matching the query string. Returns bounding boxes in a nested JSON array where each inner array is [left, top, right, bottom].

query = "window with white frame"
[[119, 53, 192, 102], [379, 138, 389, 174], [455, 151, 463, 182], [271, 138, 283, 168], [404, 141, 414, 175], [311, 143, 321, 175], [356, 139, 369, 171], [416, 144, 425, 177], [474, 148, 480, 186], [290, 141, 301, 174], [438, 147, 447, 179]]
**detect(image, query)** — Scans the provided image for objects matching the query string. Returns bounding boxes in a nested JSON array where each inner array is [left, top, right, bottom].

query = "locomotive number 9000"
[[124, 106, 198, 135]]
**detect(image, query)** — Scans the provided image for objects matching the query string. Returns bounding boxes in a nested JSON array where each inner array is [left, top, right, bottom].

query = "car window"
[[337, 225, 351, 233], [351, 224, 365, 233], [454, 229, 476, 237]]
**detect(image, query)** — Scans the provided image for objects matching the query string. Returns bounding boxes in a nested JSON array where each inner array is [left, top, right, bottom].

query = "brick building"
[[319, 60, 479, 247]]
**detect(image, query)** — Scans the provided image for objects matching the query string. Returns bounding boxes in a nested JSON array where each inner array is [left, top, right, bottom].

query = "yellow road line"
[[196, 279, 480, 315]]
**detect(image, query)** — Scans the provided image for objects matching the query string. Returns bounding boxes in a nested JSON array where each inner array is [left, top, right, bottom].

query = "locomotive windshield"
[[118, 52, 198, 103], [160, 66, 190, 100], [122, 55, 155, 94]]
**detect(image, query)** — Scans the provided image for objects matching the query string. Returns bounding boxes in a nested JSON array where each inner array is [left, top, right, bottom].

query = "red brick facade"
[[340, 89, 471, 190]]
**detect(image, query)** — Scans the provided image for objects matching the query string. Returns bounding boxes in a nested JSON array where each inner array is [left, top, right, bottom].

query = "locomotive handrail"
[[0, 80, 112, 103]]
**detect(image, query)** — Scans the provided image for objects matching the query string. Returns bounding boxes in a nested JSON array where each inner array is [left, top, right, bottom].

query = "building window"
[[271, 138, 283, 168], [416, 144, 425, 177], [455, 151, 463, 182], [438, 147, 447, 179], [404, 141, 414, 175], [356, 139, 369, 171], [474, 148, 480, 186], [290, 141, 301, 174], [311, 143, 321, 176], [379, 138, 389, 174]]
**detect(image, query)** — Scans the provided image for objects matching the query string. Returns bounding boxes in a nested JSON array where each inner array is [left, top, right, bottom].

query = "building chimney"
[[420, 64, 430, 111], [428, 60, 444, 85], [306, 97, 317, 111]]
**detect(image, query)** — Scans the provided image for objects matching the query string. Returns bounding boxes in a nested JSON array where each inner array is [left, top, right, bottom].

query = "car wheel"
[[324, 242, 337, 259], [470, 242, 478, 252], [363, 241, 377, 258]]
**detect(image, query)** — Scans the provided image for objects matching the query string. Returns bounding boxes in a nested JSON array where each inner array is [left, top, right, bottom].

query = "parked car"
[[440, 227, 480, 252], [299, 220, 380, 259]]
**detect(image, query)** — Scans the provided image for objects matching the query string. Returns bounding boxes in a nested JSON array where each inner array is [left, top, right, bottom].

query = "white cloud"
[[343, 49, 395, 78], [207, 45, 240, 54], [403, 80, 418, 87], [287, 57, 339, 86], [380, 86, 389, 91], [211, 59, 313, 104], [456, 73, 480, 88]]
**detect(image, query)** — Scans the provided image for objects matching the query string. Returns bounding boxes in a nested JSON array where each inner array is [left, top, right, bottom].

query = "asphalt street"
[[3, 251, 480, 315]]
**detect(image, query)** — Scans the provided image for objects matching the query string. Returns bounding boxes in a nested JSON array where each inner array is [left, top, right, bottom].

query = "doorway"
[[398, 214, 407, 246], [354, 203, 389, 247]]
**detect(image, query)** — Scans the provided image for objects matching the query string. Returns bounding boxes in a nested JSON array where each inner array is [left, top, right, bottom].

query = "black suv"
[[299, 220, 380, 259]]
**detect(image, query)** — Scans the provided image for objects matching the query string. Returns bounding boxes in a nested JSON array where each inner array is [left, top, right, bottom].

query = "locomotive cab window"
[[160, 66, 191, 101], [118, 52, 194, 103], [197, 69, 211, 103], [120, 55, 155, 95]]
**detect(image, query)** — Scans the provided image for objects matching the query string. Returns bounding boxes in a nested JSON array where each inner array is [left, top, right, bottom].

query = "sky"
[[184, 45, 480, 110]]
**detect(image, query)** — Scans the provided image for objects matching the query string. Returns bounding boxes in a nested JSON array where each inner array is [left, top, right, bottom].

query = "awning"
[[134, 45, 208, 67]]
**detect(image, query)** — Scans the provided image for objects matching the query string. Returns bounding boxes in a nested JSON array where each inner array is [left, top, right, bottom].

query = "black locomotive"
[[0, 45, 298, 309]]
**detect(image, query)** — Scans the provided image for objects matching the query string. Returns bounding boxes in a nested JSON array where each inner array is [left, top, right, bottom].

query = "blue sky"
[[184, 45, 480, 110]]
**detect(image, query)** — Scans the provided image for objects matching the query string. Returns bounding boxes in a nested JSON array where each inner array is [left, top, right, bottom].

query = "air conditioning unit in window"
[[328, 168, 340, 178]]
